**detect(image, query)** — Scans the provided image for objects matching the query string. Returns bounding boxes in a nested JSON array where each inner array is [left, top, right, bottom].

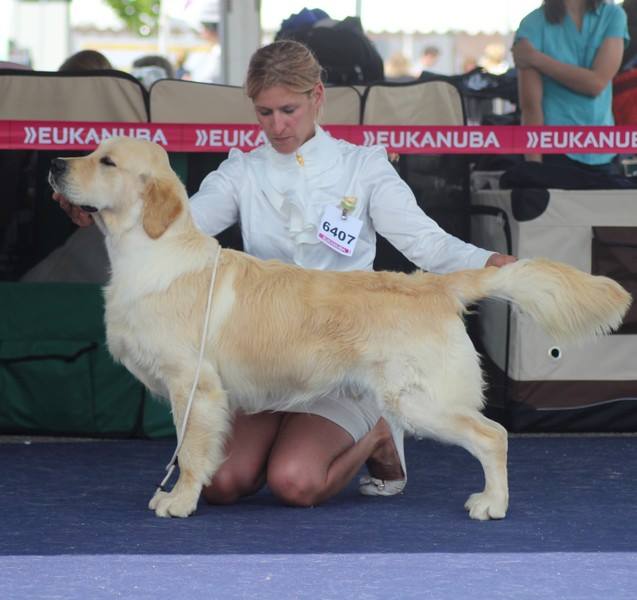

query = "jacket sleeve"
[[189, 149, 243, 236], [365, 147, 493, 273]]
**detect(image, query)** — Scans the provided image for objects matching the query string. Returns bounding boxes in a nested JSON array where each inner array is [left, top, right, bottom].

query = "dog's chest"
[[105, 299, 164, 366]]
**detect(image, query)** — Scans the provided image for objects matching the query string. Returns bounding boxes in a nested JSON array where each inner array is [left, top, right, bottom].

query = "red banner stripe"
[[2, 120, 637, 154]]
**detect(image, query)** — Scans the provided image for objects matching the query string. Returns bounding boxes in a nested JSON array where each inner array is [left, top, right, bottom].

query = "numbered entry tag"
[[317, 205, 363, 256]]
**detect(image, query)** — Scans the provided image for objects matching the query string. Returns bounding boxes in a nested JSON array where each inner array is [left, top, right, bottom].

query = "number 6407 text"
[[322, 221, 355, 244]]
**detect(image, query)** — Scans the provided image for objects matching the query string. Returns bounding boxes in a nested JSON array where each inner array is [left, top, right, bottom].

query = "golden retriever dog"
[[49, 137, 631, 520]]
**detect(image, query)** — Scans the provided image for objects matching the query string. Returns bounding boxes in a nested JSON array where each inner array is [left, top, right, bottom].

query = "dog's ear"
[[142, 177, 183, 239]]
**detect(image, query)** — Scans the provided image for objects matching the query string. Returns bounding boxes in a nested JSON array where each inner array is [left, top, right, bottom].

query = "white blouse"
[[190, 125, 492, 273]]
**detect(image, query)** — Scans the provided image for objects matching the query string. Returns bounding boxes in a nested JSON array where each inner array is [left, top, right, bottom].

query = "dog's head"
[[49, 136, 185, 239]]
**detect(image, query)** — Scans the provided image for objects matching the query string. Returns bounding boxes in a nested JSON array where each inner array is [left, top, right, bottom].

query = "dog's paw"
[[148, 489, 168, 511], [464, 492, 508, 520], [148, 489, 198, 518]]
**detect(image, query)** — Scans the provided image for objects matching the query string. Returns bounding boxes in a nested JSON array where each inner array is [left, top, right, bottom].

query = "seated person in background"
[[185, 21, 222, 83], [419, 45, 440, 74], [385, 51, 415, 82], [58, 49, 113, 72], [478, 43, 509, 75], [131, 54, 175, 90], [513, 0, 629, 172]]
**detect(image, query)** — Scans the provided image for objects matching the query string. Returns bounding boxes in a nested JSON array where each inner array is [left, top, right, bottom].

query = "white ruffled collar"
[[256, 125, 344, 253], [264, 124, 340, 179]]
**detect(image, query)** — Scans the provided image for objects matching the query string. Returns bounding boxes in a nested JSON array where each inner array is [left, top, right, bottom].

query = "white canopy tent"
[[259, 0, 543, 35]]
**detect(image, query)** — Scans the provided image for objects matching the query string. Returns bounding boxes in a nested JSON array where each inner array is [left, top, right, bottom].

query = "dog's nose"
[[50, 158, 67, 176]]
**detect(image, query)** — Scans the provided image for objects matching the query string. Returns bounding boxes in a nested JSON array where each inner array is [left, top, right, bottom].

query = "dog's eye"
[[100, 156, 116, 167]]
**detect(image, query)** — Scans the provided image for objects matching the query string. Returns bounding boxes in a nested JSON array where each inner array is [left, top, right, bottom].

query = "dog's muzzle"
[[48, 158, 65, 189], [48, 158, 98, 213], [50, 157, 67, 178]]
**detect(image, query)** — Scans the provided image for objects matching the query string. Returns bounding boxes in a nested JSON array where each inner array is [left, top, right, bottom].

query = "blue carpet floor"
[[1, 435, 635, 599]]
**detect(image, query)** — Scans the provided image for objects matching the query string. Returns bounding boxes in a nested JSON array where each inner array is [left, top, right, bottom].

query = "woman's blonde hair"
[[245, 40, 322, 99]]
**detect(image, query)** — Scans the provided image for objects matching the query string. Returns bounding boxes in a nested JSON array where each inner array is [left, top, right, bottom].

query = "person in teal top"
[[513, 0, 629, 169]]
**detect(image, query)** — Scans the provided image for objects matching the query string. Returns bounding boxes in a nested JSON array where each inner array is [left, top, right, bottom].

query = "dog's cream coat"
[[50, 137, 631, 519]]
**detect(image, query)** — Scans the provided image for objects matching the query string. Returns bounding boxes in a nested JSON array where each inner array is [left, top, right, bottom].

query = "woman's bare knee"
[[203, 411, 282, 505], [202, 467, 264, 505], [266, 413, 357, 506], [267, 459, 326, 507]]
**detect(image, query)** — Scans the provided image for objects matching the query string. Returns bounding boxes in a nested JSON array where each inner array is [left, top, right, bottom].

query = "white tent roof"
[[71, 0, 544, 35], [259, 0, 543, 35]]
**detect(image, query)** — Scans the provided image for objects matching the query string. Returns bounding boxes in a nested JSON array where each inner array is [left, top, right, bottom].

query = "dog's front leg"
[[148, 368, 230, 518]]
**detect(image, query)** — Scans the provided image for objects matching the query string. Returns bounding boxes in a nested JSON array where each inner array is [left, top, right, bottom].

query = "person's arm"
[[365, 148, 514, 273], [517, 66, 544, 162], [189, 150, 244, 236], [513, 37, 624, 97]]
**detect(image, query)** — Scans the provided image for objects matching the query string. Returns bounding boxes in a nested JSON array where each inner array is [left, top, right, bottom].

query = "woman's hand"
[[52, 192, 94, 227], [512, 38, 538, 70], [485, 253, 517, 268]]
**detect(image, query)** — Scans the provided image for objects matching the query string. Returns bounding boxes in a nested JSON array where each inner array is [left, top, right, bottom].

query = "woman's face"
[[253, 83, 323, 154]]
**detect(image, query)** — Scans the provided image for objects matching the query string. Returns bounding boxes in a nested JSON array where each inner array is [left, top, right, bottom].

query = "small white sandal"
[[359, 417, 407, 497], [358, 475, 407, 496]]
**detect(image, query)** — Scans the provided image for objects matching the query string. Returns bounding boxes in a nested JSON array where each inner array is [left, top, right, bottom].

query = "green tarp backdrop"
[[0, 282, 175, 438]]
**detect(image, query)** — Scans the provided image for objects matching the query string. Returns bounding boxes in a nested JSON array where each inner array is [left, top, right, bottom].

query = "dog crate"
[[471, 183, 637, 432]]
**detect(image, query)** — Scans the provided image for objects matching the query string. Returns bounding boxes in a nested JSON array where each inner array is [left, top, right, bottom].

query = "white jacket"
[[190, 125, 492, 273]]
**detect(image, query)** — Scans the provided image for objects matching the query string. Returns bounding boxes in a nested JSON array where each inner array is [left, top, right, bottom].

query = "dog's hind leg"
[[451, 412, 509, 520], [398, 394, 509, 520], [380, 318, 508, 520], [149, 367, 230, 518]]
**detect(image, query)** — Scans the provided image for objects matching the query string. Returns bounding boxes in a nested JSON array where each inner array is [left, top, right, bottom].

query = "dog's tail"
[[445, 258, 632, 341]]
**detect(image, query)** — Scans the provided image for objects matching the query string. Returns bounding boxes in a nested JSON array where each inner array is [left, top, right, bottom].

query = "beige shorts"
[[286, 393, 407, 478], [291, 394, 382, 443]]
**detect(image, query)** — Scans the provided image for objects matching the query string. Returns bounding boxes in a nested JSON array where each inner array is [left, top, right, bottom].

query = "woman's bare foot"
[[365, 417, 404, 481]]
